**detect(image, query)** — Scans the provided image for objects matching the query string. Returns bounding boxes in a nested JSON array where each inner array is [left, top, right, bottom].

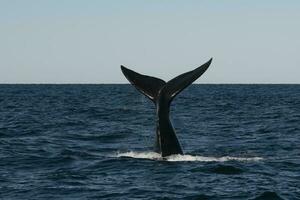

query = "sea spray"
[[115, 151, 263, 162]]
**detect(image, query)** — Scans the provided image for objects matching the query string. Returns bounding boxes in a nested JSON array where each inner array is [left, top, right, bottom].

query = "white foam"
[[115, 151, 263, 162], [116, 151, 162, 160]]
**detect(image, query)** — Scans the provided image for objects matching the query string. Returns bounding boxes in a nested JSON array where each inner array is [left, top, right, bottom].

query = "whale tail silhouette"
[[121, 58, 212, 104], [121, 58, 212, 157]]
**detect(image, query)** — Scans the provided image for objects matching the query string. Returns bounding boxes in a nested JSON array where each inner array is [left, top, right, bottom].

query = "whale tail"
[[121, 58, 212, 157], [121, 58, 212, 104]]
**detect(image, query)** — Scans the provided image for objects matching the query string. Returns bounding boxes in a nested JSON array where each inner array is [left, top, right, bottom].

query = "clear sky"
[[1, 0, 299, 83]]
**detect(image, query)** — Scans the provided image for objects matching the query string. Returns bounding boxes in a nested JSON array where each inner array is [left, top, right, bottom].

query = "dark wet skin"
[[121, 58, 212, 157]]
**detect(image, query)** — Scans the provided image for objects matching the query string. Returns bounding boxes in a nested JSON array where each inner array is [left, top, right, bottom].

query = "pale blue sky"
[[1, 0, 299, 83]]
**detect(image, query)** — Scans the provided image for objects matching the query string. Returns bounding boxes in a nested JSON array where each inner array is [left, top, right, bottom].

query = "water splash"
[[115, 151, 263, 162]]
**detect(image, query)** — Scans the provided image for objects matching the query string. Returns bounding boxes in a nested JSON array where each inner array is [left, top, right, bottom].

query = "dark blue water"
[[0, 84, 299, 200]]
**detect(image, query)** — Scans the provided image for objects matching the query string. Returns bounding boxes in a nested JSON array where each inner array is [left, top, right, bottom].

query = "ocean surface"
[[0, 84, 299, 200]]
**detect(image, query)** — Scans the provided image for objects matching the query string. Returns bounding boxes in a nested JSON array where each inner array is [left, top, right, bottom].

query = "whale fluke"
[[121, 58, 212, 157], [121, 66, 166, 102], [163, 58, 212, 102]]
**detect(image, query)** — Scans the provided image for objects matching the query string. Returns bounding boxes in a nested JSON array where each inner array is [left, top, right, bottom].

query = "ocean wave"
[[114, 151, 263, 162], [251, 191, 285, 200]]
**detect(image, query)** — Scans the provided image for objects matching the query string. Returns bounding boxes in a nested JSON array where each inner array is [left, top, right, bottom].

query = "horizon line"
[[0, 83, 299, 85]]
